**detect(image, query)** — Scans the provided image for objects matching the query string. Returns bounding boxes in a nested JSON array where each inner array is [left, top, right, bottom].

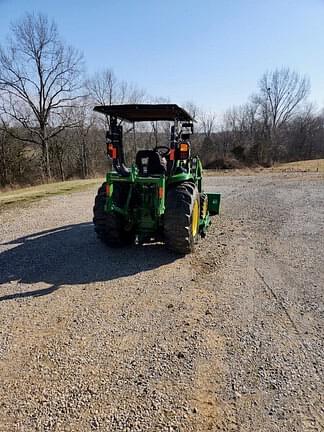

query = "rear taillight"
[[178, 142, 190, 160]]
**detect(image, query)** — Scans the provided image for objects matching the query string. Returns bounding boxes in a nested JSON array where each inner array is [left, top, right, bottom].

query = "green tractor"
[[93, 104, 220, 254]]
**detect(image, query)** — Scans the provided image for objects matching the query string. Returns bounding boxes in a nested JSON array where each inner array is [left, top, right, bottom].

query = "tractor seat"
[[136, 150, 167, 176]]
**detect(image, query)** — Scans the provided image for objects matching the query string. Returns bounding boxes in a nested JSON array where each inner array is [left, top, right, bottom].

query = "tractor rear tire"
[[164, 182, 200, 254], [93, 182, 134, 247]]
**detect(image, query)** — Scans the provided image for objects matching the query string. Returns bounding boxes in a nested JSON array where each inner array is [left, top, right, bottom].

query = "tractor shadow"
[[0, 222, 179, 301]]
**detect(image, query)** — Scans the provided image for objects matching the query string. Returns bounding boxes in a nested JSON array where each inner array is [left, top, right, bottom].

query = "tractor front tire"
[[164, 182, 200, 254], [93, 182, 134, 247]]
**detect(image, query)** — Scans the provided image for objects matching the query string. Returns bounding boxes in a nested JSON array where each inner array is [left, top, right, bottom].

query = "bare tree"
[[123, 81, 146, 104], [184, 101, 200, 121], [200, 111, 216, 137], [287, 103, 323, 160], [0, 127, 9, 186], [74, 103, 96, 178], [259, 67, 310, 129], [85, 69, 118, 106], [86, 69, 146, 130], [0, 13, 84, 179]]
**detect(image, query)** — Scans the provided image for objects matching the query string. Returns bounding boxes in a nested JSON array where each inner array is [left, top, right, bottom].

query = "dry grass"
[[271, 159, 324, 173], [205, 159, 324, 176], [0, 178, 102, 209]]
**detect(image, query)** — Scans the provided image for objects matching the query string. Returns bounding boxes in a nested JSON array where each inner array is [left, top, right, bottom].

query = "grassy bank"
[[0, 178, 102, 209]]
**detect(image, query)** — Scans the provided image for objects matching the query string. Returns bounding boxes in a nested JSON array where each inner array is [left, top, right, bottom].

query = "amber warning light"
[[179, 143, 190, 160]]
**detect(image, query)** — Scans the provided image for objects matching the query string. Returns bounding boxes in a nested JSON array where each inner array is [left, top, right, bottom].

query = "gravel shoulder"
[[0, 172, 323, 431]]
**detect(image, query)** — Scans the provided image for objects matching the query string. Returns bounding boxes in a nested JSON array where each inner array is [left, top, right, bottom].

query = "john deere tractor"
[[93, 104, 220, 254]]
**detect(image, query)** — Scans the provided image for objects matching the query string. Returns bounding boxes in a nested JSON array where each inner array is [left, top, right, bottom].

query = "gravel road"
[[0, 173, 323, 431]]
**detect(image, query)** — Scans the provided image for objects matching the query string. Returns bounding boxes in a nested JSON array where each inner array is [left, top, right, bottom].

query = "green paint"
[[103, 159, 220, 242]]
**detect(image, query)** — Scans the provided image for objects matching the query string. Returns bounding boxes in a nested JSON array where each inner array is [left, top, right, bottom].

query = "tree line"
[[1, 13, 323, 187], [197, 69, 324, 168]]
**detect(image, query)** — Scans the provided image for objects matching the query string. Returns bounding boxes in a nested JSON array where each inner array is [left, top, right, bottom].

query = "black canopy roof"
[[93, 104, 193, 122]]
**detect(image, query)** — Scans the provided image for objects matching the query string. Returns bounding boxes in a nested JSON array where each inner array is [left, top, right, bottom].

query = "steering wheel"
[[154, 145, 170, 157]]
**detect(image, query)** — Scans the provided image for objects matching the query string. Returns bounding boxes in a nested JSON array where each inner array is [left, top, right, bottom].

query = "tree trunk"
[[0, 138, 8, 186], [80, 138, 88, 178], [41, 136, 51, 180], [59, 159, 65, 181]]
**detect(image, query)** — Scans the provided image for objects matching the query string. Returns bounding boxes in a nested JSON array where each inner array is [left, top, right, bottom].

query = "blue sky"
[[0, 0, 323, 113]]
